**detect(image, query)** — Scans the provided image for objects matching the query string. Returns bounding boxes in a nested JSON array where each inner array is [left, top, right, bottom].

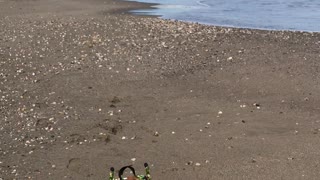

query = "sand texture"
[[1, 0, 320, 179]]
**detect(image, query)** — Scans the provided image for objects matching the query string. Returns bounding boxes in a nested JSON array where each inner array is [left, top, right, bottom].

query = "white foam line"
[[196, 0, 211, 8], [154, 4, 199, 9]]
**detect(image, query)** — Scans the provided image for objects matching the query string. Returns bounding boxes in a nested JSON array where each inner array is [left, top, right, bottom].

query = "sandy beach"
[[1, 0, 320, 179]]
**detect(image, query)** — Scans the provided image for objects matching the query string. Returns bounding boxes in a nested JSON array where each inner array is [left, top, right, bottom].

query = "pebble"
[[108, 111, 114, 116], [253, 103, 261, 109], [153, 131, 159, 136], [240, 104, 246, 108]]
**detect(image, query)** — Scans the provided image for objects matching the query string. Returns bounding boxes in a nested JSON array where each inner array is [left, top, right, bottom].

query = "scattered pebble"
[[240, 104, 246, 108], [153, 131, 159, 136], [253, 103, 261, 109]]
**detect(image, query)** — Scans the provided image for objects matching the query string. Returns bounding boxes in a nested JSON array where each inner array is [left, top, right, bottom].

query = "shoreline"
[[120, 0, 320, 33], [107, 0, 159, 17], [1, 0, 320, 179]]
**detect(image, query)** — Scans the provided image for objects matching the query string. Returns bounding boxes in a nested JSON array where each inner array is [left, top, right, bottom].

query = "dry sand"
[[1, 0, 320, 179]]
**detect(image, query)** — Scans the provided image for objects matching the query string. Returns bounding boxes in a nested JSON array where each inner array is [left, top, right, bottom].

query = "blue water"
[[129, 0, 320, 32]]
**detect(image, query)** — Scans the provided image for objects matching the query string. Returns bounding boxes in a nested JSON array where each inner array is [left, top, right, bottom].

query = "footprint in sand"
[[67, 158, 91, 175]]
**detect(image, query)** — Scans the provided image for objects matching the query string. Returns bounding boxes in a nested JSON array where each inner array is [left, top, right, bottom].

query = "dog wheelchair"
[[109, 163, 151, 180]]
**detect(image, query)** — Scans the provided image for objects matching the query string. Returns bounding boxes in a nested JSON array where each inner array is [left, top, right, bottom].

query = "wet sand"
[[1, 0, 320, 179]]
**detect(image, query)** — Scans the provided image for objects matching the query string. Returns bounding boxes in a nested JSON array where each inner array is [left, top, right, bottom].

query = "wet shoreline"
[[125, 0, 320, 32]]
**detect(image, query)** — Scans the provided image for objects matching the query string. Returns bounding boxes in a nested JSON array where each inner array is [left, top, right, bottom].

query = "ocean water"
[[128, 0, 320, 32]]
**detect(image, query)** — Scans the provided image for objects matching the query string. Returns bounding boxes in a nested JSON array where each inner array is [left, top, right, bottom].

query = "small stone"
[[153, 131, 159, 136], [253, 103, 261, 109], [195, 163, 201, 166], [108, 111, 114, 116], [131, 158, 136, 162]]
